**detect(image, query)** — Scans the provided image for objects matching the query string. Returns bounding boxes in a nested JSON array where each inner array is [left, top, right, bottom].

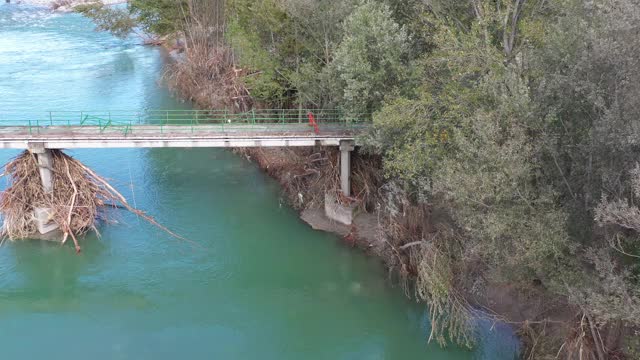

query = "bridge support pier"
[[324, 140, 357, 225], [29, 144, 54, 194], [340, 140, 355, 197], [28, 144, 58, 235]]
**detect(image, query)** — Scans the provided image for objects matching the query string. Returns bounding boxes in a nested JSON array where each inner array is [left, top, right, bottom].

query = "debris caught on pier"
[[0, 150, 183, 252]]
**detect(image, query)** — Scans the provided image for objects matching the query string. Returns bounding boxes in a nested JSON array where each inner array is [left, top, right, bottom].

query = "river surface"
[[0, 4, 519, 359]]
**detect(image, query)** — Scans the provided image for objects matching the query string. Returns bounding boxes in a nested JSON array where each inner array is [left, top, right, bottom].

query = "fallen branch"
[[77, 161, 186, 241], [61, 157, 78, 251], [0, 150, 186, 248]]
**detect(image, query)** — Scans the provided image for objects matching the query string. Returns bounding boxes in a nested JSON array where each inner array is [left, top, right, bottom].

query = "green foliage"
[[128, 0, 187, 36], [226, 0, 296, 105], [366, 95, 450, 189], [75, 3, 137, 39], [331, 1, 410, 117], [370, 1, 640, 354], [626, 332, 640, 359], [77, 0, 186, 39], [227, 0, 363, 107]]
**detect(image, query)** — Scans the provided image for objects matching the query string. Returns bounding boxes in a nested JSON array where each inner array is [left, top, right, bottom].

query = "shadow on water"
[[0, 236, 152, 314], [0, 236, 104, 312]]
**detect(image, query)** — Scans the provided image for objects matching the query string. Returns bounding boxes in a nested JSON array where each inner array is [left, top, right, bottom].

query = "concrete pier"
[[324, 192, 356, 225], [28, 144, 58, 234], [34, 207, 58, 235], [29, 144, 54, 193], [340, 140, 355, 197]]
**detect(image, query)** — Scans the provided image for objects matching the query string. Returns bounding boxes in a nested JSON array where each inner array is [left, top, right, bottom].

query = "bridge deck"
[[0, 124, 360, 149], [0, 110, 365, 149]]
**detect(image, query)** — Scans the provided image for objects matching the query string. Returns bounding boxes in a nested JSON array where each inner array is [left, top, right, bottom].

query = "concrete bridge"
[[0, 110, 365, 200]]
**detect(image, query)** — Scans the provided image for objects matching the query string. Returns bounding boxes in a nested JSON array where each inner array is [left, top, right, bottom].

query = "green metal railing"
[[0, 109, 368, 136]]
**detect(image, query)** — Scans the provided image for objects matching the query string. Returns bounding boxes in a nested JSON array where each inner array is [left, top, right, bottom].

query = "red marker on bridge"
[[307, 112, 320, 135]]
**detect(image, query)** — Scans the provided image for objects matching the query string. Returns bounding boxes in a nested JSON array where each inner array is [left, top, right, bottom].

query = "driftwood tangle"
[[0, 150, 181, 252]]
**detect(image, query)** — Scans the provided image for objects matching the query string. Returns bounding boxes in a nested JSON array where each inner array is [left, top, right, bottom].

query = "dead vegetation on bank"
[[165, 42, 251, 111], [0, 150, 181, 252], [238, 147, 382, 211], [164, 0, 251, 112]]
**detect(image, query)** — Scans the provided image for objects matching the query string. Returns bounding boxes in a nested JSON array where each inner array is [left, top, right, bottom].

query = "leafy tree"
[[75, 2, 137, 39], [226, 0, 298, 106], [75, 0, 186, 39], [128, 0, 187, 36], [370, 0, 640, 356], [282, 0, 359, 108], [331, 1, 411, 117]]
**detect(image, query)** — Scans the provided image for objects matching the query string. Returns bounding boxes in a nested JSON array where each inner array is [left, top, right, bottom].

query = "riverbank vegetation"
[[79, 0, 640, 358]]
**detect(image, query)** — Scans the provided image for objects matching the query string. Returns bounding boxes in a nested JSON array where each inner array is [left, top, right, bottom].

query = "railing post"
[[251, 109, 256, 128], [281, 109, 286, 131], [49, 111, 52, 126]]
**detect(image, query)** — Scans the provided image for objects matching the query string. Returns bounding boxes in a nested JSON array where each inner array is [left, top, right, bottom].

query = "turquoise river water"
[[0, 4, 519, 359]]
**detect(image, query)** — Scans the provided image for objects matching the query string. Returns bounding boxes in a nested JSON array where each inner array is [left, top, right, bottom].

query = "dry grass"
[[240, 147, 339, 209], [165, 0, 251, 111], [239, 147, 383, 211], [165, 45, 251, 111], [0, 150, 181, 252], [374, 185, 479, 348]]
